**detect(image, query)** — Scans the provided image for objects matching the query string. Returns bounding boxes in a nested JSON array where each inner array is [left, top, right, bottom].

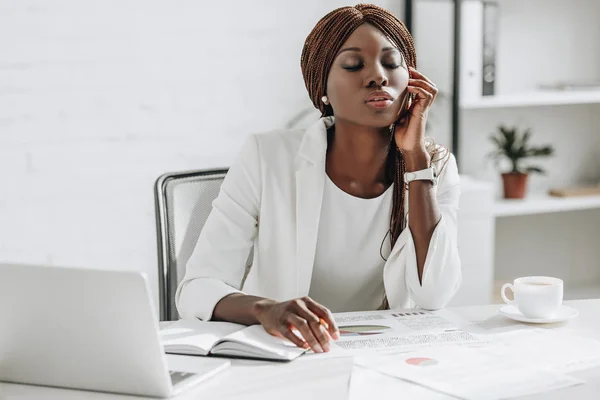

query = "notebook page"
[[214, 325, 306, 360], [160, 319, 244, 355]]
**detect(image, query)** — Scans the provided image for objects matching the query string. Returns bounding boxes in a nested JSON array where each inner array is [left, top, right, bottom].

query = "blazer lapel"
[[294, 117, 332, 297]]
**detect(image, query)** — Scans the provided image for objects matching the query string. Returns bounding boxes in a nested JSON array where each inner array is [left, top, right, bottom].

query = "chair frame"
[[154, 168, 229, 321]]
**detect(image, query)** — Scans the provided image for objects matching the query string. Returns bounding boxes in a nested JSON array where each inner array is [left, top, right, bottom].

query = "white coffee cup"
[[501, 276, 563, 319]]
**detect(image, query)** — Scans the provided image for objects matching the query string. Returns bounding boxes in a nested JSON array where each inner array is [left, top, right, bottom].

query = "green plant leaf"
[[489, 125, 554, 174], [527, 145, 555, 157], [486, 150, 500, 158], [518, 129, 531, 155], [521, 129, 531, 146], [526, 166, 545, 174], [489, 135, 503, 148]]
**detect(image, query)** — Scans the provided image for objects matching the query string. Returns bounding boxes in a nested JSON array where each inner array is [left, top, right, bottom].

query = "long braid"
[[300, 4, 443, 310]]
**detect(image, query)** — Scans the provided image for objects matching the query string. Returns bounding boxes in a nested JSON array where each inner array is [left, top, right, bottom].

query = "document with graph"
[[355, 346, 582, 400], [330, 309, 486, 354]]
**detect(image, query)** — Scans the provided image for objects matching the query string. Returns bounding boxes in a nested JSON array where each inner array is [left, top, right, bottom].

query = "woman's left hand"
[[393, 67, 438, 162]]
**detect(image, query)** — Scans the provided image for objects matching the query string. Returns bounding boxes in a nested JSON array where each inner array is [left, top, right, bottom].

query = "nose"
[[365, 63, 388, 87]]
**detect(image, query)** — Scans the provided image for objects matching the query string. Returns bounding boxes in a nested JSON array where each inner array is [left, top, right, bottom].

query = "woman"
[[176, 4, 461, 354]]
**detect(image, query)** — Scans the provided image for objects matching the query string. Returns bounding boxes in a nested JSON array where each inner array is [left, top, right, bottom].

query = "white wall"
[[0, 0, 405, 312], [412, 1, 454, 151], [495, 210, 600, 289]]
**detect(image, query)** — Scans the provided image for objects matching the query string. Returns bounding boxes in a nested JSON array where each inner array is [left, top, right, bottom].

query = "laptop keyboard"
[[169, 370, 196, 386]]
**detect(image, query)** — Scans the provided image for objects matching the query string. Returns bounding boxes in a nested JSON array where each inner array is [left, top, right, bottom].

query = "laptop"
[[0, 263, 230, 398]]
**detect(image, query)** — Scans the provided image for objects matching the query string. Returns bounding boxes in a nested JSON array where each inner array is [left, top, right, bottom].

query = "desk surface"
[[2, 299, 600, 400]]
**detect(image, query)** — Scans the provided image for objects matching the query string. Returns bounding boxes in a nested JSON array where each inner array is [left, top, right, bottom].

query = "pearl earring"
[[321, 95, 329, 105]]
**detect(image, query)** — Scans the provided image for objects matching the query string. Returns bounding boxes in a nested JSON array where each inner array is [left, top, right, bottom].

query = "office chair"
[[154, 168, 253, 321]]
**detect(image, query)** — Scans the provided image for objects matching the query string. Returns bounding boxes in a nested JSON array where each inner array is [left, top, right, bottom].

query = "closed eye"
[[342, 64, 363, 71], [342, 63, 400, 71]]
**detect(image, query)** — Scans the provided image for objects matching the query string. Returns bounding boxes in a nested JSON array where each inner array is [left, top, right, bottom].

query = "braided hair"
[[301, 4, 415, 250]]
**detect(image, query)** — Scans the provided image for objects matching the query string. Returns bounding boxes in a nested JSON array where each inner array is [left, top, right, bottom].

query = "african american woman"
[[176, 4, 461, 354]]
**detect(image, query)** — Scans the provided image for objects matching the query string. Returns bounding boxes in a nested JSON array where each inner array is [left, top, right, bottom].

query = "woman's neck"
[[325, 118, 392, 197]]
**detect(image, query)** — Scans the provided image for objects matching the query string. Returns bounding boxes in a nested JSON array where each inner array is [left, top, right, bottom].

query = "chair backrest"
[[154, 168, 228, 321]]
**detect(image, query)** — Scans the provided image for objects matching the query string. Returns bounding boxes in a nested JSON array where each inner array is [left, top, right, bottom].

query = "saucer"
[[499, 305, 579, 324]]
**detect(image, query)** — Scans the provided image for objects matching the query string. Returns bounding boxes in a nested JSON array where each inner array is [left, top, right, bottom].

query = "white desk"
[[2, 299, 600, 400]]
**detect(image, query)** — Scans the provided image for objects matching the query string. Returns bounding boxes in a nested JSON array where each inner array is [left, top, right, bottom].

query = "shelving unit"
[[459, 0, 600, 305], [411, 0, 600, 306], [461, 90, 600, 110], [494, 194, 600, 217]]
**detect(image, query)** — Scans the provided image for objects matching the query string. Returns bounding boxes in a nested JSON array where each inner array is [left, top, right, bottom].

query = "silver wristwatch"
[[404, 166, 438, 186]]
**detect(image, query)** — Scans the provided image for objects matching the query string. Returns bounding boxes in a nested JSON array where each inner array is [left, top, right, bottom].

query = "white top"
[[309, 177, 393, 312], [176, 116, 462, 322]]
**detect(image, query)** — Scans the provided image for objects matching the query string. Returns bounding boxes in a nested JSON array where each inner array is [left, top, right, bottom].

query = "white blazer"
[[176, 117, 462, 321]]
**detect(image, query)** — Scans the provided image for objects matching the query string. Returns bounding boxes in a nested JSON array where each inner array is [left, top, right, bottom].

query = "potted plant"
[[488, 125, 555, 199]]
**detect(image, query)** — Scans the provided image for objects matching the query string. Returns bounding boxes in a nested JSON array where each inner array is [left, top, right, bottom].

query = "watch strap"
[[404, 166, 438, 185]]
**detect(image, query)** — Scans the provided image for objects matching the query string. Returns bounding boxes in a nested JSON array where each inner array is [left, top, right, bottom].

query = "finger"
[[406, 86, 434, 107], [292, 301, 331, 351], [267, 323, 308, 348], [278, 325, 309, 349], [303, 297, 340, 340], [408, 78, 438, 99], [409, 67, 436, 87], [287, 314, 324, 353]]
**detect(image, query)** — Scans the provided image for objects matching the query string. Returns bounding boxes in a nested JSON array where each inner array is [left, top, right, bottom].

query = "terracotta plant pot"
[[502, 173, 528, 199]]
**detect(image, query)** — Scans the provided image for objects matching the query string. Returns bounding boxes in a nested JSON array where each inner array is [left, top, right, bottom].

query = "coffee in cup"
[[501, 276, 563, 319]]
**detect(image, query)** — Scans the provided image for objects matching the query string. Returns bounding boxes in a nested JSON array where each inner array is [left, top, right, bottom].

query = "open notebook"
[[159, 319, 307, 362]]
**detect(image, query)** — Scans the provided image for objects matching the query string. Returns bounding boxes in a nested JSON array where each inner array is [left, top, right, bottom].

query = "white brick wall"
[[0, 0, 404, 312]]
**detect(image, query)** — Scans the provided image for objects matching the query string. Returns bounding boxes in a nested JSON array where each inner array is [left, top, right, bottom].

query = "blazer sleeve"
[[175, 135, 261, 321], [384, 153, 462, 310]]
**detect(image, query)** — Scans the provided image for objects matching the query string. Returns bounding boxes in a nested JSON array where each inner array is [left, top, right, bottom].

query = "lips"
[[365, 91, 393, 103], [365, 91, 394, 109]]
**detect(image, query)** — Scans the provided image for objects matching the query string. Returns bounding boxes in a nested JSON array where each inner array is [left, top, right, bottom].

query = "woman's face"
[[325, 23, 410, 128]]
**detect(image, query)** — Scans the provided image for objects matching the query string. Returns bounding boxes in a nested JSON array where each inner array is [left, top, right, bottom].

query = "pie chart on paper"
[[405, 357, 439, 367], [338, 325, 391, 337]]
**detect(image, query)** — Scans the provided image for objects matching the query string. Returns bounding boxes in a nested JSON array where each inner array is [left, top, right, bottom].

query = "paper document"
[[330, 309, 486, 354], [486, 329, 600, 373], [349, 366, 449, 400], [356, 346, 582, 400], [335, 309, 456, 332]]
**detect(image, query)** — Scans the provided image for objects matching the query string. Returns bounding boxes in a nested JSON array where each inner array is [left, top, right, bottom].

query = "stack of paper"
[[484, 329, 600, 373], [353, 328, 600, 399], [356, 346, 582, 400]]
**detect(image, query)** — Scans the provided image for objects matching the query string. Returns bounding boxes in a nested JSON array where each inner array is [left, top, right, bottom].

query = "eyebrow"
[[337, 46, 398, 56]]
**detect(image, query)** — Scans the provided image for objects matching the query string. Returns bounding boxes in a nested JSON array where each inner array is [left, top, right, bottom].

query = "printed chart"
[[405, 357, 439, 367], [338, 325, 391, 337]]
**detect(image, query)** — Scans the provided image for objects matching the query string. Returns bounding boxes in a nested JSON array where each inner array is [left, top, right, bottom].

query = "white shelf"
[[494, 194, 600, 217], [461, 90, 600, 109]]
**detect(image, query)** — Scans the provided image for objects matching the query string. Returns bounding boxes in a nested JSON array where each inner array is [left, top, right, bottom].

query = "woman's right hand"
[[252, 296, 340, 353]]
